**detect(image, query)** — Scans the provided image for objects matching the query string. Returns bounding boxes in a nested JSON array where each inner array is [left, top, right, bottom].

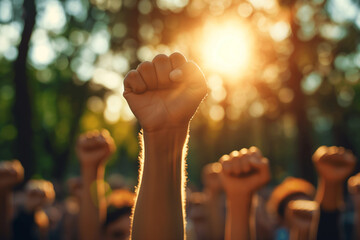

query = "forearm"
[[289, 227, 314, 240], [131, 127, 188, 240], [0, 191, 12, 240], [315, 179, 343, 211], [225, 194, 252, 240], [79, 165, 106, 240], [207, 195, 225, 240]]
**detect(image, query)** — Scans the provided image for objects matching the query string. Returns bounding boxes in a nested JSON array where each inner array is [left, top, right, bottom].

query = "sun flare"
[[200, 20, 253, 80]]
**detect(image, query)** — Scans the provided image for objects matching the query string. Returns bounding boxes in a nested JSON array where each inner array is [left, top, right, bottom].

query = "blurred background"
[[0, 0, 359, 189]]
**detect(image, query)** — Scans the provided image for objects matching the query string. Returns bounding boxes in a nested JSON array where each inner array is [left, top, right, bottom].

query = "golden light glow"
[[199, 19, 253, 80]]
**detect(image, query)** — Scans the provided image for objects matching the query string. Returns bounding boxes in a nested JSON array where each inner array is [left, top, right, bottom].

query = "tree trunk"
[[12, 0, 37, 182], [288, 19, 315, 184]]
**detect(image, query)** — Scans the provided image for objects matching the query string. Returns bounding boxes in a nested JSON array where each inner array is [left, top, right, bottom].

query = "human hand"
[[76, 129, 116, 168], [25, 180, 55, 211], [313, 146, 356, 183], [0, 159, 24, 191], [202, 162, 223, 195], [67, 177, 83, 199], [348, 173, 360, 194], [348, 173, 360, 203], [285, 200, 319, 231], [123, 53, 207, 132], [219, 147, 270, 198]]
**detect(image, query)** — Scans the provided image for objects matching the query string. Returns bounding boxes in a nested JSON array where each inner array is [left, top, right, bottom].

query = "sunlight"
[[200, 20, 253, 80]]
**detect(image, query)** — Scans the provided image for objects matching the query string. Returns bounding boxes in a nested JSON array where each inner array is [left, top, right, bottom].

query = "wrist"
[[81, 165, 105, 180], [316, 178, 344, 211], [226, 190, 254, 202], [141, 127, 189, 189], [143, 127, 189, 162], [143, 125, 189, 135], [227, 193, 252, 209]]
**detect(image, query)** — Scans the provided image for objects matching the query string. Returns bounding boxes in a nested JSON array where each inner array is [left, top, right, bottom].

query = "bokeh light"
[[199, 19, 254, 81]]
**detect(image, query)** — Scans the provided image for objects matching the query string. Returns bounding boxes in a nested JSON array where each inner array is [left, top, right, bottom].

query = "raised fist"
[[219, 147, 271, 197], [123, 53, 207, 132], [202, 162, 223, 195], [313, 146, 356, 183], [348, 173, 360, 204], [285, 200, 320, 231], [348, 173, 360, 195], [76, 129, 115, 168], [0, 159, 24, 191], [25, 180, 55, 211], [67, 177, 83, 199]]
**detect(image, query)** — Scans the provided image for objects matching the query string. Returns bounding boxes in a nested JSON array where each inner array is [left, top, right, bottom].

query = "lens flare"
[[200, 20, 253, 80]]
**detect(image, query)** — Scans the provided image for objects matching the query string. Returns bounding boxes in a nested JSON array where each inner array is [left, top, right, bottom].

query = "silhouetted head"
[[103, 189, 135, 240], [267, 177, 315, 220]]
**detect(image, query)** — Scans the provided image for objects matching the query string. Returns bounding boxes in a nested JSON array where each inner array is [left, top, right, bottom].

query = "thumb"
[[249, 157, 270, 180]]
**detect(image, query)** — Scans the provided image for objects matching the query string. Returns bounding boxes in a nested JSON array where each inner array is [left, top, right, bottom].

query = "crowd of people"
[[1, 53, 360, 240]]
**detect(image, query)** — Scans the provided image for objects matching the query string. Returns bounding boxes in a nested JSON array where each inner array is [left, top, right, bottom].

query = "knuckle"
[[170, 52, 184, 59], [230, 150, 239, 158], [125, 70, 138, 80], [240, 148, 248, 155], [137, 61, 152, 73], [152, 54, 168, 63]]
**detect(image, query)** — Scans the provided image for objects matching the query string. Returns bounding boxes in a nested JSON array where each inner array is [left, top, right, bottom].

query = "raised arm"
[[76, 129, 115, 240], [13, 180, 55, 240], [202, 163, 225, 240], [285, 200, 320, 240], [0, 160, 24, 240], [219, 147, 271, 240], [348, 173, 360, 240], [123, 52, 207, 240], [312, 146, 356, 240]]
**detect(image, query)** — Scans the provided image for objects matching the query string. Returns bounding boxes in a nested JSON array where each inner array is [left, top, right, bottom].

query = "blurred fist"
[[123, 53, 207, 132], [348, 173, 360, 205], [25, 180, 55, 211], [285, 200, 319, 232], [202, 162, 223, 195], [0, 159, 24, 191], [348, 173, 360, 195], [67, 177, 83, 199], [313, 146, 356, 183], [76, 129, 115, 168], [219, 147, 270, 197]]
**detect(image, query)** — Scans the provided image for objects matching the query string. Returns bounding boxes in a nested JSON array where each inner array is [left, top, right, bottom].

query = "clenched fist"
[[285, 200, 320, 231], [202, 162, 223, 195], [313, 146, 356, 183], [219, 147, 271, 197], [76, 129, 115, 168], [348, 173, 360, 195], [123, 53, 207, 132], [25, 180, 55, 211], [0, 160, 24, 191]]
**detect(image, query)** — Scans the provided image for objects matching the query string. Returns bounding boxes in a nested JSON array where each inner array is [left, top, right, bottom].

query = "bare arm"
[[202, 163, 225, 240], [123, 52, 207, 240], [0, 160, 24, 240], [131, 128, 188, 239], [219, 147, 271, 240], [348, 173, 360, 240], [77, 130, 115, 240], [225, 194, 253, 240], [0, 190, 13, 240], [312, 146, 356, 240], [313, 146, 356, 211], [286, 200, 320, 240]]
